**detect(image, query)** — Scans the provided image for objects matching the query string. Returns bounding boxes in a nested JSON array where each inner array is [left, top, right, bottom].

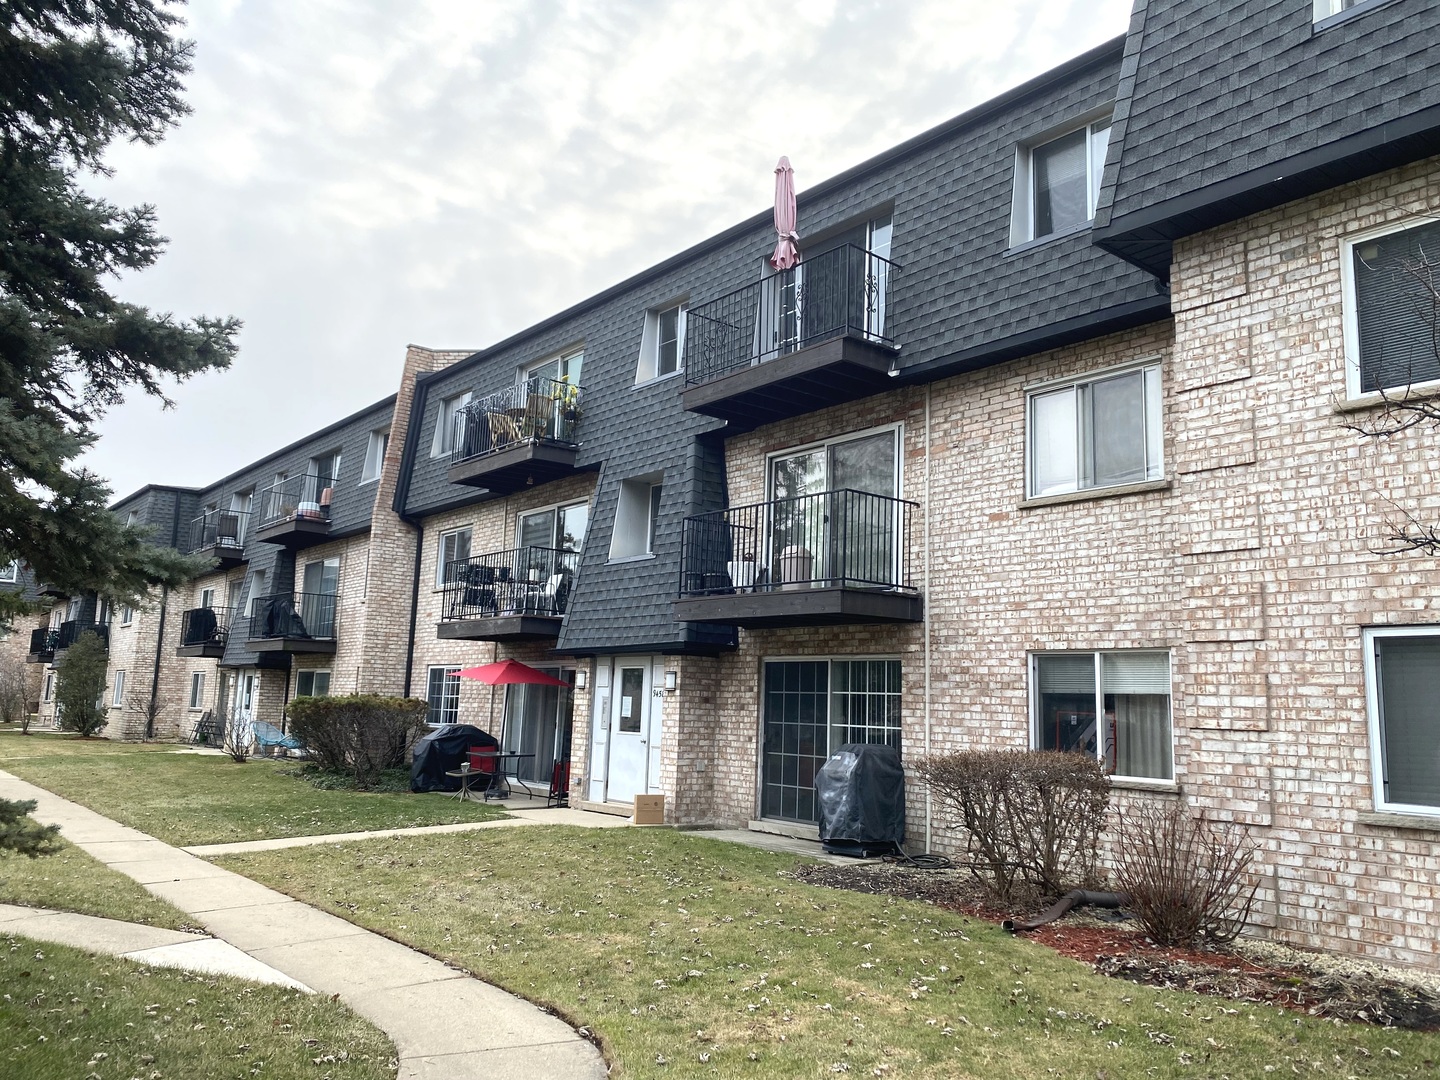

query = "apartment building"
[[19, 0, 1440, 965]]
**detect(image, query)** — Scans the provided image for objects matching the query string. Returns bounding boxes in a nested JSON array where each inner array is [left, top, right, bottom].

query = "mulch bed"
[[790, 861, 1440, 1031]]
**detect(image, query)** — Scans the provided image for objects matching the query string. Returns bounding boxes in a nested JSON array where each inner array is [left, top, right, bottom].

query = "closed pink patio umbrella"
[[769, 155, 800, 270]]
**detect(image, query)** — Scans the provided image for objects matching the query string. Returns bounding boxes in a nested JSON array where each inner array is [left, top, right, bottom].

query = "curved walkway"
[[0, 770, 607, 1080]]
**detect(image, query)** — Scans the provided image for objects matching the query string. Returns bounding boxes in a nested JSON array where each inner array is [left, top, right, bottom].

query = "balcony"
[[26, 626, 58, 664], [448, 377, 584, 493], [246, 592, 338, 654], [54, 620, 110, 657], [254, 474, 335, 549], [438, 547, 578, 641], [675, 489, 921, 627], [188, 509, 250, 568], [176, 606, 234, 658], [681, 243, 900, 428]]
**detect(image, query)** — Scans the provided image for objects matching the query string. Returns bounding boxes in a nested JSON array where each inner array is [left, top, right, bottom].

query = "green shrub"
[[54, 630, 109, 737], [286, 694, 427, 789], [916, 749, 1110, 904]]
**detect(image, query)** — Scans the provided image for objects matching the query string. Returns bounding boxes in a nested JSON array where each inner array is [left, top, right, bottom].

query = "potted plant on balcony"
[[551, 377, 582, 427]]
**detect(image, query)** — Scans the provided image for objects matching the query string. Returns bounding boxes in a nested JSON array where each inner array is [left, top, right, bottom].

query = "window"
[[1014, 116, 1111, 243], [432, 392, 472, 457], [245, 570, 267, 615], [200, 587, 216, 610], [609, 476, 663, 560], [761, 658, 902, 823], [518, 502, 589, 554], [637, 303, 686, 382], [43, 673, 54, 702], [1032, 651, 1173, 781], [0, 561, 17, 583], [188, 672, 205, 710], [361, 427, 390, 483], [1342, 218, 1440, 397], [1363, 627, 1440, 814], [296, 670, 331, 698], [436, 527, 472, 587], [426, 666, 461, 726], [112, 670, 126, 707], [125, 510, 139, 527], [1313, 0, 1388, 24], [230, 489, 253, 516], [120, 604, 134, 625], [1027, 361, 1162, 498], [525, 348, 583, 390]]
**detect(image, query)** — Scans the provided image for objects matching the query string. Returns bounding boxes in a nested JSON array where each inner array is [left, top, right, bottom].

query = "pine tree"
[[0, 798, 61, 858], [54, 629, 109, 736], [0, 1, 241, 622]]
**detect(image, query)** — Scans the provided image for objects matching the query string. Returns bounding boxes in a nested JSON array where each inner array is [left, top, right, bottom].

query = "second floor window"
[[1016, 116, 1111, 242], [609, 477, 662, 560], [433, 392, 472, 456], [638, 304, 686, 381], [1345, 218, 1440, 397], [437, 527, 472, 587], [1027, 361, 1162, 499], [361, 427, 390, 482]]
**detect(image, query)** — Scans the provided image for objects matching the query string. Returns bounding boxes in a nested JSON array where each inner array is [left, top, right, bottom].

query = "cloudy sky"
[[86, 0, 1134, 499]]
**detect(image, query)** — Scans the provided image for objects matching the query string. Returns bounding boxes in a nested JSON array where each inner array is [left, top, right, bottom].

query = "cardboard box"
[[632, 794, 666, 825]]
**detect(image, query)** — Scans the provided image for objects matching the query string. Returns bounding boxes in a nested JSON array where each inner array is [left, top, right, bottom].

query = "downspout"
[[403, 520, 423, 697], [146, 585, 168, 741], [923, 383, 933, 852]]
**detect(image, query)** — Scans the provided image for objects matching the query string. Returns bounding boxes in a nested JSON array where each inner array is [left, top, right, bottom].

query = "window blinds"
[[1355, 220, 1440, 393], [1101, 652, 1170, 695], [1375, 636, 1440, 808]]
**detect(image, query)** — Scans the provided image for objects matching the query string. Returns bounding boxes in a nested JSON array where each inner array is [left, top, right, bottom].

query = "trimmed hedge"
[[286, 694, 427, 789]]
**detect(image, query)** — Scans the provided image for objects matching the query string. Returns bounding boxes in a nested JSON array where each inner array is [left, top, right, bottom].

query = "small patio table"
[[445, 765, 489, 802]]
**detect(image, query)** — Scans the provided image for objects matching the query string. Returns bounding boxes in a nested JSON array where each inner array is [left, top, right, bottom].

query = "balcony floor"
[[248, 637, 337, 655], [437, 615, 562, 642], [447, 441, 582, 494], [254, 516, 332, 550], [675, 585, 921, 628], [191, 542, 247, 569], [681, 334, 897, 430], [176, 642, 227, 659]]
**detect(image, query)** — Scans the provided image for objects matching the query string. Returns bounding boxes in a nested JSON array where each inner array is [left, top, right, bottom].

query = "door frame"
[[587, 655, 665, 804]]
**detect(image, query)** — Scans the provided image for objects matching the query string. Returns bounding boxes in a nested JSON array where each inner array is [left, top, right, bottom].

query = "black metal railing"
[[440, 546, 579, 620], [180, 606, 234, 649], [450, 376, 583, 466], [256, 474, 337, 529], [188, 509, 250, 553], [246, 592, 338, 642], [28, 626, 59, 656], [684, 243, 898, 386], [55, 620, 109, 651], [679, 489, 916, 597]]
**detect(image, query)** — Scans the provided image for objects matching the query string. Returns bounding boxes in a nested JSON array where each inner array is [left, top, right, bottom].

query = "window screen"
[[1375, 636, 1440, 808], [1354, 220, 1440, 393]]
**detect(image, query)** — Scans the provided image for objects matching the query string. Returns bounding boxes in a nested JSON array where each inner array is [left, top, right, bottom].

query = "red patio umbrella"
[[455, 658, 568, 687], [769, 155, 800, 270]]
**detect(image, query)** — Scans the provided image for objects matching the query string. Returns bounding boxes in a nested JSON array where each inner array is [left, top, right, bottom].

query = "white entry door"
[[607, 662, 652, 803], [235, 669, 257, 729]]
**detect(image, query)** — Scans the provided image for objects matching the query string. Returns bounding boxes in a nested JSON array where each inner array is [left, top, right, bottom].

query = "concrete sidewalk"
[[0, 770, 606, 1080]]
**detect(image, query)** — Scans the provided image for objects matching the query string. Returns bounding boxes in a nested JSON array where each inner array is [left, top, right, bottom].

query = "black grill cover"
[[410, 724, 499, 793], [814, 743, 905, 856]]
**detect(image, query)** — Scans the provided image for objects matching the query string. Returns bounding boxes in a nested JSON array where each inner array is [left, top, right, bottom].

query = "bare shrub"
[[223, 711, 253, 763], [0, 658, 29, 725], [286, 695, 427, 789], [1113, 801, 1260, 947], [916, 749, 1110, 903]]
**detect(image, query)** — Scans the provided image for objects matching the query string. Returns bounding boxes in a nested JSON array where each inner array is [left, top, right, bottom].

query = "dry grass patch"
[[217, 827, 1440, 1079], [0, 839, 193, 929]]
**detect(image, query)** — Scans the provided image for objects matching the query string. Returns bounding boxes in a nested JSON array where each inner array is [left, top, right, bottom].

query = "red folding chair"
[[546, 760, 570, 808], [468, 746, 500, 800]]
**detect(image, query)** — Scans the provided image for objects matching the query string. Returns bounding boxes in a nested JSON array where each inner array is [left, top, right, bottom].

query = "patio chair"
[[254, 719, 305, 757], [546, 760, 570, 808]]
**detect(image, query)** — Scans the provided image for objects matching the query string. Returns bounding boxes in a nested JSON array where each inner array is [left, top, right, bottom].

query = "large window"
[[609, 476, 662, 560], [1015, 117, 1111, 243], [361, 427, 390, 483], [637, 303, 686, 382], [296, 670, 331, 698], [188, 672, 205, 710], [1343, 219, 1440, 397], [432, 392, 472, 456], [525, 348, 583, 390], [426, 665, 461, 726], [1032, 651, 1173, 781], [519, 502, 588, 554], [1027, 362, 1162, 498], [112, 669, 126, 707], [762, 658, 902, 823], [501, 667, 575, 785], [436, 527, 472, 587], [1363, 627, 1440, 815]]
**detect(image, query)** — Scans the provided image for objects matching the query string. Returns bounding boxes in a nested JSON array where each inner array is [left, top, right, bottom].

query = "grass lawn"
[[217, 828, 1440, 1080], [0, 934, 395, 1079], [0, 731, 506, 846], [0, 839, 194, 930]]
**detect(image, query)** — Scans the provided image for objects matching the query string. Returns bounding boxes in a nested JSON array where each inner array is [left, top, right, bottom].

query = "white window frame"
[[1339, 216, 1440, 400], [436, 527, 473, 587], [112, 670, 126, 707], [1029, 649, 1174, 784], [0, 561, 17, 584], [1012, 112, 1113, 246], [763, 423, 905, 502], [516, 499, 589, 552], [296, 669, 332, 698], [199, 587, 216, 610], [1025, 358, 1164, 499], [431, 392, 472, 458], [43, 673, 54, 702], [426, 665, 461, 726], [188, 671, 205, 710], [636, 302, 687, 383], [361, 427, 390, 484], [522, 347, 584, 390], [120, 604, 135, 626], [1362, 625, 1440, 816], [125, 510, 139, 527], [1313, 0, 1389, 25], [609, 475, 663, 562]]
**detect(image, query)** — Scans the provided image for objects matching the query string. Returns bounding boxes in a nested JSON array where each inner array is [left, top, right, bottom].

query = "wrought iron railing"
[[188, 509, 250, 553], [246, 592, 338, 642], [55, 620, 109, 651], [679, 489, 916, 597], [440, 546, 579, 620], [450, 377, 583, 466], [180, 606, 234, 649], [28, 626, 59, 656], [684, 243, 899, 386], [256, 474, 337, 529]]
